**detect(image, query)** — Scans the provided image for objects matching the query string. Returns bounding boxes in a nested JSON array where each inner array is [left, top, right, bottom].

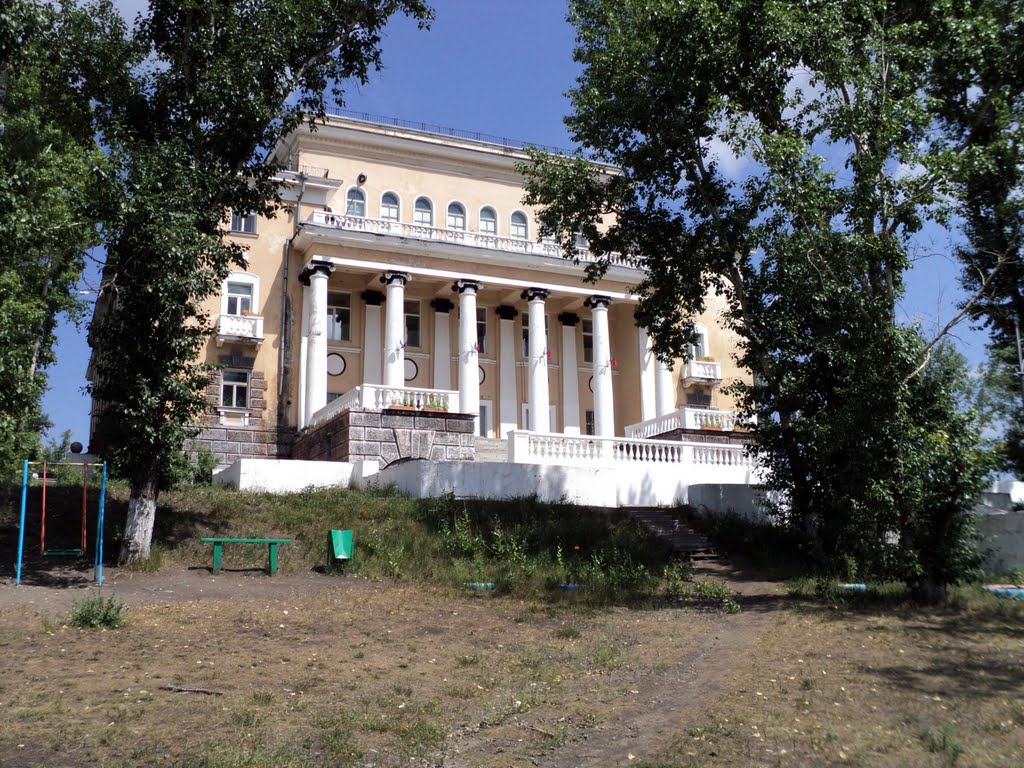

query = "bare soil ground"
[[0, 560, 1021, 768]]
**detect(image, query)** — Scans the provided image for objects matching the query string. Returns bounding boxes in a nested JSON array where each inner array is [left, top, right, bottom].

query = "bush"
[[68, 593, 126, 629]]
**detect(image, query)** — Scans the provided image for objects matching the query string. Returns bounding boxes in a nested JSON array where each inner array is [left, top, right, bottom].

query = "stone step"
[[622, 506, 723, 559]]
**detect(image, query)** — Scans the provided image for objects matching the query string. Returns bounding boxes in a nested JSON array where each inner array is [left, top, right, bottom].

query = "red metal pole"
[[40, 462, 47, 555], [81, 464, 89, 553]]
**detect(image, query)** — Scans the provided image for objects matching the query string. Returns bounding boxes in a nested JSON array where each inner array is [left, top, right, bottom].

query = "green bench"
[[200, 537, 291, 575]]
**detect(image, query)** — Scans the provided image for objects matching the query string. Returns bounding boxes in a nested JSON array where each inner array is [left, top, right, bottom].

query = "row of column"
[[300, 262, 676, 435]]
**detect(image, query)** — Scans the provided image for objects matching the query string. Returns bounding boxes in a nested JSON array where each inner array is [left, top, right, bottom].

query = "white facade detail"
[[382, 272, 409, 387], [525, 290, 550, 433]]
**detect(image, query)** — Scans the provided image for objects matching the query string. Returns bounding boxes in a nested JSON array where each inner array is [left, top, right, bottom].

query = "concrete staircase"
[[623, 507, 722, 560], [473, 437, 508, 463]]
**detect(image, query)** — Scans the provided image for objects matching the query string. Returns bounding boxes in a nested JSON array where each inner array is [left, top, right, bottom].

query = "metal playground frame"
[[14, 460, 108, 586]]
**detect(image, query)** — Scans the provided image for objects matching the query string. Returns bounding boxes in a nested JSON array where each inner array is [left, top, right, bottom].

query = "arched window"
[[346, 188, 366, 217], [479, 207, 497, 235], [381, 192, 400, 222], [447, 202, 466, 230], [510, 211, 529, 239], [414, 197, 433, 226]]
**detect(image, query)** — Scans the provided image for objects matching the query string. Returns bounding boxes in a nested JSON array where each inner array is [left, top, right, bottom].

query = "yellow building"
[[196, 115, 748, 466]]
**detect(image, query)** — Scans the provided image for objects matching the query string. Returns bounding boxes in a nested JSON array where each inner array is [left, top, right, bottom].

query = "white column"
[[588, 295, 614, 437], [559, 312, 581, 435], [303, 262, 334, 424], [382, 271, 410, 388], [430, 298, 453, 390], [638, 325, 656, 422], [362, 290, 384, 385], [655, 359, 675, 416], [454, 280, 481, 427], [523, 288, 550, 433], [497, 306, 519, 438], [298, 282, 311, 427]]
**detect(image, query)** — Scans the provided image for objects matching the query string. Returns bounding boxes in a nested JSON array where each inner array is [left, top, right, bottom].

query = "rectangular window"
[[585, 410, 595, 436], [404, 299, 421, 348], [480, 217, 497, 235], [226, 281, 253, 316], [381, 197, 399, 221], [230, 211, 257, 234], [221, 370, 249, 408], [689, 332, 708, 359], [582, 319, 594, 363], [327, 291, 351, 342], [476, 307, 488, 354]]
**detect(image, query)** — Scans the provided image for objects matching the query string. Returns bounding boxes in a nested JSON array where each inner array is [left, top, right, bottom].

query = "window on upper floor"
[[476, 307, 488, 354], [230, 210, 257, 234], [480, 207, 497, 235], [327, 291, 351, 342], [221, 370, 249, 409], [510, 211, 528, 239], [414, 197, 433, 226], [585, 410, 595, 436], [582, 319, 594, 364], [346, 188, 366, 217], [381, 192, 400, 222], [447, 202, 466, 230], [225, 281, 253, 316], [688, 325, 709, 359], [404, 299, 421, 348]]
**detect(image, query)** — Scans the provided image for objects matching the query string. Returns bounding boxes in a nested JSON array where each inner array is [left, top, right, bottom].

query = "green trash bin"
[[327, 529, 354, 572]]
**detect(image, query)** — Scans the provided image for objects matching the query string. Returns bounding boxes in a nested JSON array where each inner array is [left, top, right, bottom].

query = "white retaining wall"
[[214, 459, 359, 493]]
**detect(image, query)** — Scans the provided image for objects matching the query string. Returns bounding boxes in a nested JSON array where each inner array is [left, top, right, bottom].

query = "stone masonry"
[[292, 408, 476, 465]]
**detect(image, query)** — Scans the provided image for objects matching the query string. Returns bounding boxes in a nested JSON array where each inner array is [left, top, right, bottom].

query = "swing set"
[[14, 459, 108, 586]]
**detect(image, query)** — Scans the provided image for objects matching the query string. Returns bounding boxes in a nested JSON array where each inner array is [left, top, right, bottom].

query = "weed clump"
[[68, 593, 126, 629]]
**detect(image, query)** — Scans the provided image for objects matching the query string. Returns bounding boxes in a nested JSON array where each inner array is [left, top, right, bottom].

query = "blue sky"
[[41, 0, 987, 446]]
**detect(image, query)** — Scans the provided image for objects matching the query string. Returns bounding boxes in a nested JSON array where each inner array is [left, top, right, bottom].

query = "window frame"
[[476, 306, 488, 354], [404, 298, 422, 348], [582, 319, 594, 364], [413, 196, 434, 226], [380, 191, 401, 222], [688, 323, 710, 360], [479, 206, 498, 236], [219, 272, 259, 317], [229, 210, 257, 235], [446, 201, 467, 230], [345, 187, 366, 217], [221, 369, 250, 409], [327, 291, 352, 343], [510, 210, 529, 240]]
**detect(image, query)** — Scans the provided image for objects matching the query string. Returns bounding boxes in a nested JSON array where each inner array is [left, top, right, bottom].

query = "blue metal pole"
[[95, 462, 107, 586], [15, 460, 28, 585]]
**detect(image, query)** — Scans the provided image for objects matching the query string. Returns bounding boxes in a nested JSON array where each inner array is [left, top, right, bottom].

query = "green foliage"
[[524, 0, 1003, 600], [68, 593, 126, 629]]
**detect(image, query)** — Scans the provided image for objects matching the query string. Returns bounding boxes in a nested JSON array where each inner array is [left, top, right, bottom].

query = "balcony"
[[306, 211, 641, 271], [308, 384, 461, 429], [625, 407, 746, 439], [216, 313, 264, 346], [682, 359, 723, 385]]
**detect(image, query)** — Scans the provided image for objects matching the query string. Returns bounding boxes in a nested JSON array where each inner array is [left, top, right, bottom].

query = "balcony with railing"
[[306, 211, 641, 271], [308, 384, 461, 429], [216, 314, 264, 346], [682, 359, 723, 385], [625, 407, 746, 439]]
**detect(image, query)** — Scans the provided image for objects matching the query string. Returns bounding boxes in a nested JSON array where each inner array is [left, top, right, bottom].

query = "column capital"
[[495, 305, 519, 321], [452, 279, 482, 295], [361, 289, 385, 306], [430, 297, 455, 313], [585, 294, 612, 309], [298, 261, 334, 286], [381, 270, 411, 287], [557, 312, 580, 327], [521, 287, 550, 302]]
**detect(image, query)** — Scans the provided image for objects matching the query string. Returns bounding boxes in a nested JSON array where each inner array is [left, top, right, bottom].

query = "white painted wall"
[[214, 459, 355, 493], [977, 510, 1024, 573]]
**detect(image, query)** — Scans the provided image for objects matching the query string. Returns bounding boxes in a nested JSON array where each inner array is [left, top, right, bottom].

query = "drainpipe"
[[278, 171, 307, 421]]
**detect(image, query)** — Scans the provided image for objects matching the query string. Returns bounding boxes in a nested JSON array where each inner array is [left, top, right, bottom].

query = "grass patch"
[[920, 723, 966, 766], [67, 593, 126, 629], [555, 623, 581, 639]]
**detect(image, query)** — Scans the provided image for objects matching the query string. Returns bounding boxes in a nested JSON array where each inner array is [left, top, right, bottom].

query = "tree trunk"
[[120, 463, 160, 564], [914, 576, 948, 605]]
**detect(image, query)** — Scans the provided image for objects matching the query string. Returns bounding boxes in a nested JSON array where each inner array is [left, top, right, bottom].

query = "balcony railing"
[[507, 431, 755, 479], [307, 211, 640, 270], [682, 360, 723, 385], [625, 407, 745, 439], [216, 314, 264, 345], [308, 384, 461, 429]]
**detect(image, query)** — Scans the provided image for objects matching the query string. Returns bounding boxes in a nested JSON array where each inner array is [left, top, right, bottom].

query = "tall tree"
[[0, 1, 118, 476], [524, 0, 1005, 599], [83, 0, 431, 562]]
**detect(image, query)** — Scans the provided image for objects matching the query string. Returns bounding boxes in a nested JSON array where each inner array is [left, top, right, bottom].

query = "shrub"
[[68, 593, 126, 629]]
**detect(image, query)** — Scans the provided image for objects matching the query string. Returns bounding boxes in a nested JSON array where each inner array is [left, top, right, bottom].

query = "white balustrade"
[[308, 211, 639, 270], [305, 384, 462, 429], [625, 407, 745, 438], [682, 360, 723, 384], [216, 314, 264, 343]]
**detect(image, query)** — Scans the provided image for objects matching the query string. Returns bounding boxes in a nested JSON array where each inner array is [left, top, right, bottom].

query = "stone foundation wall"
[[292, 409, 476, 465]]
